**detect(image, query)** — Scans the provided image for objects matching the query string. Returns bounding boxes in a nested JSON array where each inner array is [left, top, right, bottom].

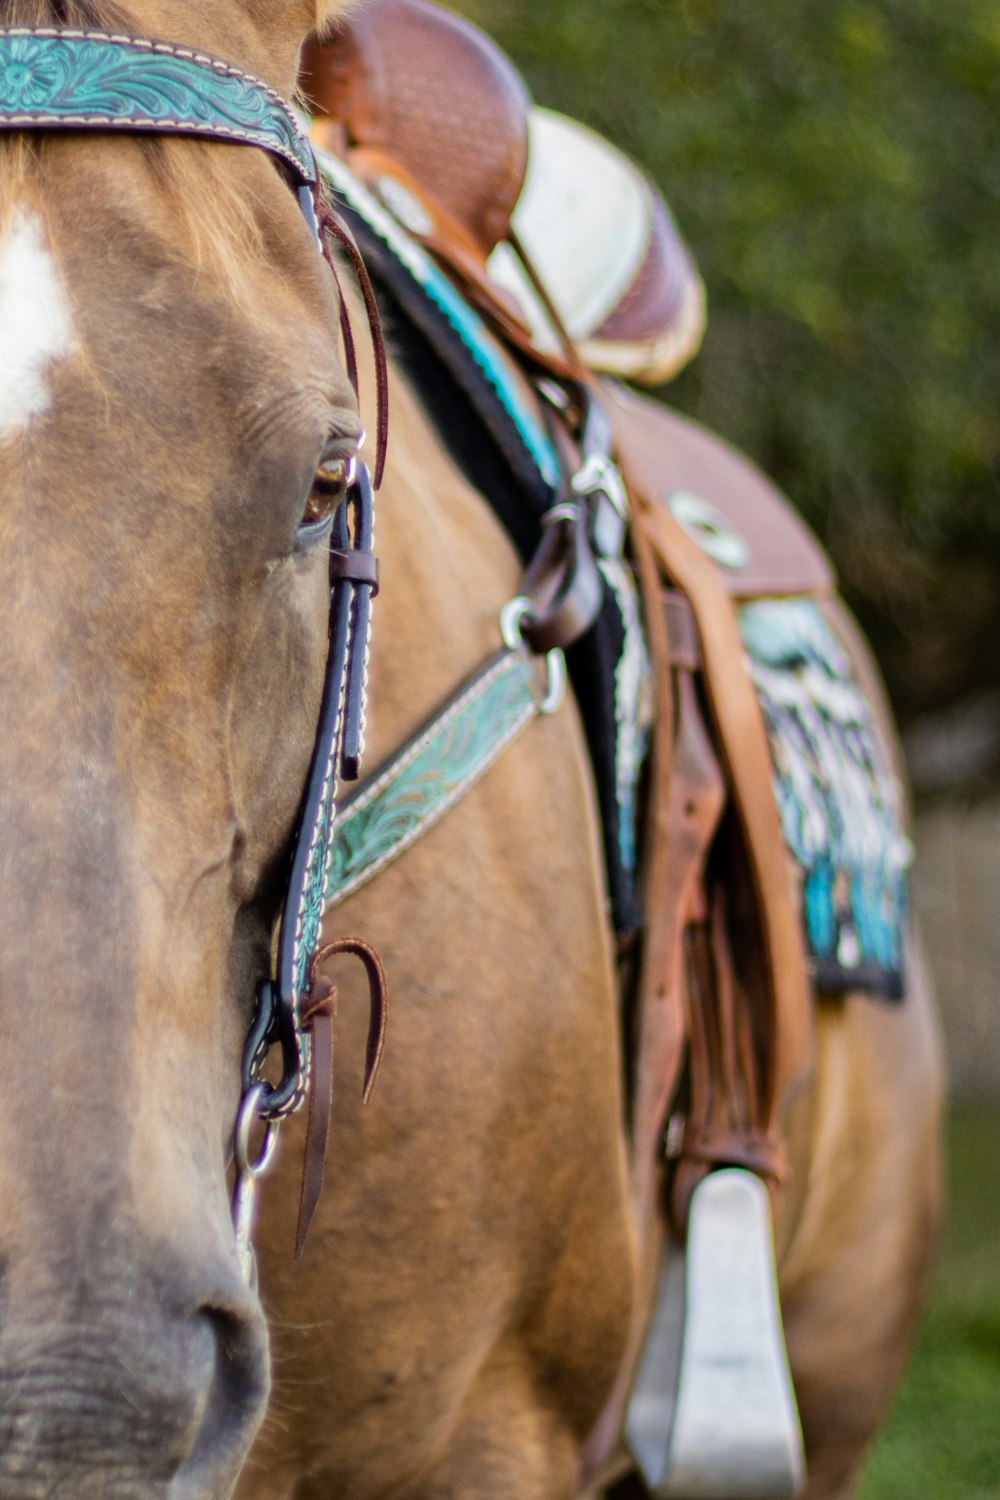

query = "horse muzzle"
[[0, 1266, 269, 1499]]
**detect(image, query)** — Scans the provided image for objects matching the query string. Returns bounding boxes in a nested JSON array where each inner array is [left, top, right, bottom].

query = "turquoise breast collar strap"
[[327, 620, 567, 910]]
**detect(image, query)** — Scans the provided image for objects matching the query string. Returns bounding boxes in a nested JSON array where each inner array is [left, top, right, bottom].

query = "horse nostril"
[[174, 1299, 270, 1490], [206, 1302, 270, 1425]]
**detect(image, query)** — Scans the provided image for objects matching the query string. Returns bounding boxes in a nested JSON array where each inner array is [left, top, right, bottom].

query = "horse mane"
[[0, 0, 278, 294]]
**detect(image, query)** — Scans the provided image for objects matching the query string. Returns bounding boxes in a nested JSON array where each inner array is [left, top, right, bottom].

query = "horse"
[[0, 1, 943, 1498]]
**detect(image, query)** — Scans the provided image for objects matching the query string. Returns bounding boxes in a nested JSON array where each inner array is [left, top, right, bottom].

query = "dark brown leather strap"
[[294, 937, 388, 1260], [318, 201, 391, 488], [520, 509, 605, 654], [329, 548, 380, 593]]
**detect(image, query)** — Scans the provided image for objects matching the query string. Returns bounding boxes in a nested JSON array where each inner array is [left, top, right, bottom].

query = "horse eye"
[[301, 450, 354, 532]]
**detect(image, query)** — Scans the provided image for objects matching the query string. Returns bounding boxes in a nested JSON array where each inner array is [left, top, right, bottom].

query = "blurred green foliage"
[[860, 1100, 1000, 1498], [459, 0, 1000, 727]]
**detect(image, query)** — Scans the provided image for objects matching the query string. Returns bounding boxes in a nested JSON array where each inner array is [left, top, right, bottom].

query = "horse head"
[[0, 1, 355, 1492]]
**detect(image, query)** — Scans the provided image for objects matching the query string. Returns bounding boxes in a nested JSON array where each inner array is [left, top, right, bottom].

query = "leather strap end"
[[293, 937, 389, 1259], [314, 936, 387, 1103], [294, 981, 337, 1261], [332, 936, 388, 1102], [361, 951, 388, 1104]]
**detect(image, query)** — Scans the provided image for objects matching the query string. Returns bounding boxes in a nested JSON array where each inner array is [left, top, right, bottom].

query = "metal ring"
[[234, 1083, 281, 1180], [500, 599, 566, 716], [499, 596, 536, 651], [540, 501, 579, 529], [539, 648, 567, 716]]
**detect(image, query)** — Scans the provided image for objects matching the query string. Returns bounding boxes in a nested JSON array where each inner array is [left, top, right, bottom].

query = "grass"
[[859, 1098, 1000, 1500]]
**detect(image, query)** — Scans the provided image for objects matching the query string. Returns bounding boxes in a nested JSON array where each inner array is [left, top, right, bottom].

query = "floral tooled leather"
[[0, 29, 316, 184]]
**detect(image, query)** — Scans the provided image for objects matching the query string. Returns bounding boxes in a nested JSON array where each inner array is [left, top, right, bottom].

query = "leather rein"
[[0, 24, 389, 1280]]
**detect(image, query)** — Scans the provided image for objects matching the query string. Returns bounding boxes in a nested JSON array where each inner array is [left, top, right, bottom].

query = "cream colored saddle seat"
[[490, 107, 706, 384]]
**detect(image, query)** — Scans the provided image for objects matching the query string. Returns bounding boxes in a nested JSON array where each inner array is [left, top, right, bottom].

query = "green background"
[[858, 1101, 1000, 1500], [460, 0, 999, 756]]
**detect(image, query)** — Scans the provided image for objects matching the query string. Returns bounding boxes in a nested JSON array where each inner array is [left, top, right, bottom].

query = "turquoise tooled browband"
[[0, 27, 317, 185]]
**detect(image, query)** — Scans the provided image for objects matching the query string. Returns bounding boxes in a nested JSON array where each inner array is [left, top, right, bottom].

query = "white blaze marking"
[[0, 208, 76, 440]]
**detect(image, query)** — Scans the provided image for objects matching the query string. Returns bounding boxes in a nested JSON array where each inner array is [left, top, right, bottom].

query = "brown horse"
[[0, 2, 942, 1498]]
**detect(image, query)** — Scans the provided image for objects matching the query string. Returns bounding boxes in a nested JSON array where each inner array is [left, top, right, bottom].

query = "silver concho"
[[668, 490, 751, 573]]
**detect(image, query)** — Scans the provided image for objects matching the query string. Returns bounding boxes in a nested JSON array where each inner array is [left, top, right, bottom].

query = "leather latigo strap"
[[584, 468, 808, 1481], [662, 590, 790, 1185], [669, 879, 791, 1233], [628, 586, 724, 1229], [630, 585, 790, 1234], [611, 385, 814, 1132]]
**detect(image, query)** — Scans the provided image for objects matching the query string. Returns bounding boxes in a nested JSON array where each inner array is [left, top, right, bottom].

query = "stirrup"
[[626, 1169, 806, 1497]]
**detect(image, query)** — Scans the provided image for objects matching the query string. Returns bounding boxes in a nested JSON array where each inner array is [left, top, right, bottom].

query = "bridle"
[[0, 23, 624, 1286], [0, 25, 387, 1282]]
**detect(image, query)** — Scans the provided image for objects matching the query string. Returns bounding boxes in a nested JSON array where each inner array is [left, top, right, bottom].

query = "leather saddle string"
[[507, 225, 583, 367], [294, 936, 389, 1260]]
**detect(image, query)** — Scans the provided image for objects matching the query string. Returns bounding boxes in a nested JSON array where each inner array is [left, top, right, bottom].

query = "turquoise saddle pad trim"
[[741, 598, 910, 997]]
